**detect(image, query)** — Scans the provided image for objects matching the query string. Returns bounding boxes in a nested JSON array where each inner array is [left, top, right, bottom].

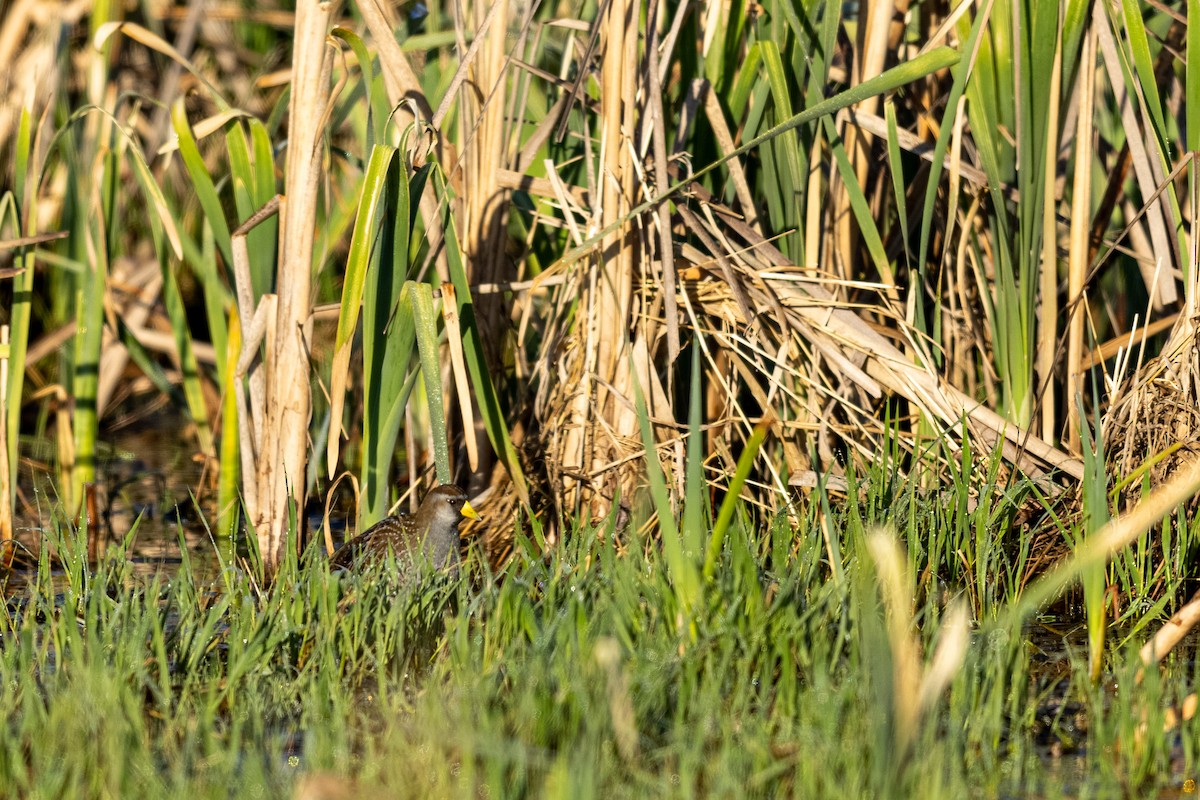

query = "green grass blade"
[[1118, 2, 1168, 141], [759, 41, 804, 262], [69, 150, 115, 509], [217, 311, 241, 538], [188, 223, 229, 378], [171, 99, 232, 267], [335, 145, 396, 356], [1078, 391, 1110, 684], [1190, 1, 1200, 158], [160, 244, 215, 458], [885, 100, 911, 272], [632, 364, 699, 634], [329, 145, 395, 486], [226, 119, 277, 299], [332, 28, 391, 148], [1190, 0, 1200, 296], [682, 346, 705, 559], [5, 108, 35, 511], [361, 157, 420, 523], [821, 115, 889, 280], [411, 282, 451, 485], [704, 419, 770, 583]]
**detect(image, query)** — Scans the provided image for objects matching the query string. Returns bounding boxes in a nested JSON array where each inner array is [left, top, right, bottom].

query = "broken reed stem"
[[252, 0, 335, 576], [231, 196, 282, 556]]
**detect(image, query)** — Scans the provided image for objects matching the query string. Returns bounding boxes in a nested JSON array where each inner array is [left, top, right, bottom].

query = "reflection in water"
[[3, 412, 356, 591], [5, 413, 228, 587]]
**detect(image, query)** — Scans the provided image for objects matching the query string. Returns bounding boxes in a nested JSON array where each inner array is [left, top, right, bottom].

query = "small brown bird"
[[329, 484, 480, 574]]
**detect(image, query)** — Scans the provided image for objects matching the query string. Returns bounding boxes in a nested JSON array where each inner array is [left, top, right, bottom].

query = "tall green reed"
[[1077, 393, 1110, 683]]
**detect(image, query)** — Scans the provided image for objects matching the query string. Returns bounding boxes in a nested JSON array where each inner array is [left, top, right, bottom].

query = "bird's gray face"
[[431, 500, 467, 534], [420, 487, 479, 570], [422, 484, 477, 542], [427, 487, 480, 537]]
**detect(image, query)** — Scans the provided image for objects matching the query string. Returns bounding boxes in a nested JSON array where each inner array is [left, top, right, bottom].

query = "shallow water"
[[2, 411, 357, 592], [6, 413, 233, 588]]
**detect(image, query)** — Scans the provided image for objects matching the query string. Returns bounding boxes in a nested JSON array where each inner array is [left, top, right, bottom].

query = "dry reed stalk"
[[231, 197, 279, 538], [244, 0, 336, 575], [1064, 17, 1096, 454], [440, 283, 478, 470], [453, 0, 510, 479], [679, 189, 1083, 482], [702, 88, 760, 235], [647, 0, 680, 363], [803, 127, 823, 275], [0, 325, 11, 548], [1139, 588, 1200, 671], [608, 0, 643, 496], [1037, 26, 1063, 444], [548, 0, 644, 521]]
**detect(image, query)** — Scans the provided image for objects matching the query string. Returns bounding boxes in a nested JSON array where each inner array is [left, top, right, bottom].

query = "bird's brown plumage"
[[329, 484, 479, 573]]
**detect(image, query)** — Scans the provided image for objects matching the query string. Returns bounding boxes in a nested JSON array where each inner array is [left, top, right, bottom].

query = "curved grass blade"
[[171, 99, 234, 269], [332, 28, 391, 148], [360, 155, 422, 523], [327, 144, 397, 479], [411, 283, 450, 484], [93, 21, 230, 108]]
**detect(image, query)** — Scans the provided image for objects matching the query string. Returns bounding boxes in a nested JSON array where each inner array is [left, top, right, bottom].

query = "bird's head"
[[423, 484, 480, 534]]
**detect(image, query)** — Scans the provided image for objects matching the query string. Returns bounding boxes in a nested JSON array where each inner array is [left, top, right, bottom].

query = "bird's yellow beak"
[[461, 500, 480, 521]]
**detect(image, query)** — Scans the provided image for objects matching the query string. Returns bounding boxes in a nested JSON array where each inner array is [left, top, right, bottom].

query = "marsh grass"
[[1, 453, 1198, 799]]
